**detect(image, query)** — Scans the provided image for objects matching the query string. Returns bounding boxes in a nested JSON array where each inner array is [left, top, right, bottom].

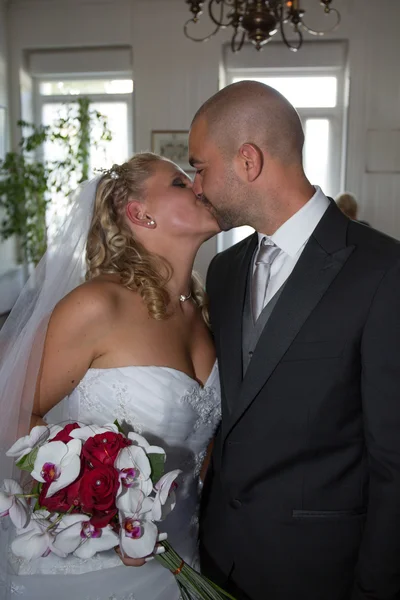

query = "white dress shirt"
[[254, 186, 330, 307]]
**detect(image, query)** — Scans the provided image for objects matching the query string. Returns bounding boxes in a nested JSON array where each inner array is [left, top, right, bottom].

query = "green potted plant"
[[0, 98, 112, 270], [0, 122, 49, 267]]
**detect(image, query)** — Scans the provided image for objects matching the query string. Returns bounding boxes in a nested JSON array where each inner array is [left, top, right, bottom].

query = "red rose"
[[52, 423, 81, 443], [39, 484, 70, 512], [90, 508, 118, 528], [39, 476, 83, 513], [82, 432, 131, 468], [80, 466, 119, 512]]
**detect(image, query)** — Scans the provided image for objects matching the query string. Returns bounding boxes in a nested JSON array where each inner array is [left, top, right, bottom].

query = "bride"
[[0, 153, 221, 599]]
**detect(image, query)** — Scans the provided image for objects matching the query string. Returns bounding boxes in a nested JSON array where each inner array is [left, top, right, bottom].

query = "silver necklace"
[[179, 291, 192, 303]]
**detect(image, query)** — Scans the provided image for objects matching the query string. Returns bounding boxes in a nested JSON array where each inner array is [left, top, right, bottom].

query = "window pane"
[[42, 102, 79, 165], [303, 119, 330, 192], [42, 103, 81, 242], [42, 100, 130, 242], [40, 79, 133, 96], [90, 102, 129, 171], [232, 76, 337, 108]]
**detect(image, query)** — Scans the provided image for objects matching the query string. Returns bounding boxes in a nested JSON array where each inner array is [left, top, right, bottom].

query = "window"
[[39, 79, 133, 96], [221, 68, 345, 247], [37, 78, 133, 173], [243, 76, 338, 108], [35, 77, 133, 241]]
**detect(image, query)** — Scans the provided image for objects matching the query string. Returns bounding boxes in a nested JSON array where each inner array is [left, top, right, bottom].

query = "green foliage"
[[31, 481, 43, 512], [148, 452, 166, 484], [15, 446, 39, 473], [0, 97, 112, 266], [0, 123, 50, 265], [113, 419, 125, 434], [49, 97, 112, 198]]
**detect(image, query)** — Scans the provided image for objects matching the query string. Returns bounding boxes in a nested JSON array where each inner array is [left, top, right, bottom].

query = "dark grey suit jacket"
[[200, 200, 400, 600]]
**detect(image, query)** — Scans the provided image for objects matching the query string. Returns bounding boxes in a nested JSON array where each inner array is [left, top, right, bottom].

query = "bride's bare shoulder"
[[50, 275, 143, 332]]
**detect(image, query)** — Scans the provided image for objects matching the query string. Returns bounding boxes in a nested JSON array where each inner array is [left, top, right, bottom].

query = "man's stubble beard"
[[201, 179, 248, 232]]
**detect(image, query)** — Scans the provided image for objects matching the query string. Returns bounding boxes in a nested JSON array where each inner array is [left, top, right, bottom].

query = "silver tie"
[[252, 238, 280, 322]]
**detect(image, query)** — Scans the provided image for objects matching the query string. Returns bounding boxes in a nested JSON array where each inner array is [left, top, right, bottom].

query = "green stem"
[[154, 542, 237, 600], [45, 505, 75, 532], [15, 494, 39, 498], [77, 97, 90, 182]]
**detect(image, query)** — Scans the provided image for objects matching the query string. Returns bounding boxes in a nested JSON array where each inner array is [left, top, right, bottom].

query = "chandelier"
[[184, 1, 341, 53]]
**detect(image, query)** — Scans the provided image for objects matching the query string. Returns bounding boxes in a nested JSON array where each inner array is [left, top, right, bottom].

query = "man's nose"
[[192, 174, 203, 199]]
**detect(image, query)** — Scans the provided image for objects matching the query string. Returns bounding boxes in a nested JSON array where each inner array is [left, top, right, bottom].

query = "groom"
[[189, 81, 400, 600]]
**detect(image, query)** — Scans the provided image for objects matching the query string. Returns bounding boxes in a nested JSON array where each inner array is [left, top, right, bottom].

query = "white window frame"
[[33, 74, 134, 163], [220, 65, 346, 250]]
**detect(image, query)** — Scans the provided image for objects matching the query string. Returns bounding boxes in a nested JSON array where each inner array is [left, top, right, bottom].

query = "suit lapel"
[[218, 233, 257, 413], [222, 202, 355, 441]]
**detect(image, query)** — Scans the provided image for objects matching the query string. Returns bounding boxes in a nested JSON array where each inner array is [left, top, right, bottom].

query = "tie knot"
[[255, 238, 279, 265]]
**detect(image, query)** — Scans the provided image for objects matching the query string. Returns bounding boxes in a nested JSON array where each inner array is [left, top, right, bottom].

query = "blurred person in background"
[[336, 192, 370, 226]]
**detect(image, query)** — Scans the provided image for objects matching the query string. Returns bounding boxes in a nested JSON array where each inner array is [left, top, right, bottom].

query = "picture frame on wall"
[[151, 130, 193, 174]]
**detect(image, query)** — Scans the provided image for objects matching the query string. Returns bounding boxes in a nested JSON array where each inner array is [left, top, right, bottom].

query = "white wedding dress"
[[9, 362, 221, 600]]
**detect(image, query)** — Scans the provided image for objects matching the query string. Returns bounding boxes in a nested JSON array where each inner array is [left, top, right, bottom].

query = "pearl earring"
[[148, 220, 155, 226]]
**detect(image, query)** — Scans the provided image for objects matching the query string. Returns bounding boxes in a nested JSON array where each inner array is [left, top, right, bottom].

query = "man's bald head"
[[189, 81, 314, 234], [192, 80, 305, 166]]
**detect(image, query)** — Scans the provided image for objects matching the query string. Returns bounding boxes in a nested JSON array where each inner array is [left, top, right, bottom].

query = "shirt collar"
[[257, 186, 330, 258]]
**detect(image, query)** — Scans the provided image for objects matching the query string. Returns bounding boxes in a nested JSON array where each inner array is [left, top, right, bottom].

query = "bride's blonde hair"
[[85, 152, 208, 322]]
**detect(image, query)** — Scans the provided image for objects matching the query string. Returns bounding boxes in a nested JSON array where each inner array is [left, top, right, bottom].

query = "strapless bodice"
[[68, 362, 220, 480]]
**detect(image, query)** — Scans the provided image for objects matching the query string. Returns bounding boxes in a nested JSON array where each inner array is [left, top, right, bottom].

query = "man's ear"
[[237, 143, 263, 182], [125, 201, 156, 229]]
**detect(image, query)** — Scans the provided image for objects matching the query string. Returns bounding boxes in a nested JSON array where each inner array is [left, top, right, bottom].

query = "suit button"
[[248, 351, 253, 357], [230, 498, 242, 509]]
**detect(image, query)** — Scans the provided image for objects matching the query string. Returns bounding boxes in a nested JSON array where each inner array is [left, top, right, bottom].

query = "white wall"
[[0, 0, 23, 313], [0, 0, 7, 110], [4, 0, 400, 283], [337, 0, 400, 237], [131, 0, 224, 277]]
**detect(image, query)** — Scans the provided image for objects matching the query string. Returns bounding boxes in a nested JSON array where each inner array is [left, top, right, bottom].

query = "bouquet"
[[1, 422, 235, 600]]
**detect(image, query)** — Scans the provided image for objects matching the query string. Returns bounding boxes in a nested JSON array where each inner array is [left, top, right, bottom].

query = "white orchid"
[[53, 514, 118, 559], [47, 425, 64, 440], [31, 439, 82, 497], [115, 445, 153, 497], [6, 425, 57, 460], [0, 479, 30, 529], [70, 423, 118, 442], [11, 511, 67, 561], [152, 470, 181, 521], [117, 488, 158, 559], [116, 486, 144, 514]]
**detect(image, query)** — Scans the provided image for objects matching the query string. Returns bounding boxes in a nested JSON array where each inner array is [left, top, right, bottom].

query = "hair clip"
[[110, 170, 120, 180]]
